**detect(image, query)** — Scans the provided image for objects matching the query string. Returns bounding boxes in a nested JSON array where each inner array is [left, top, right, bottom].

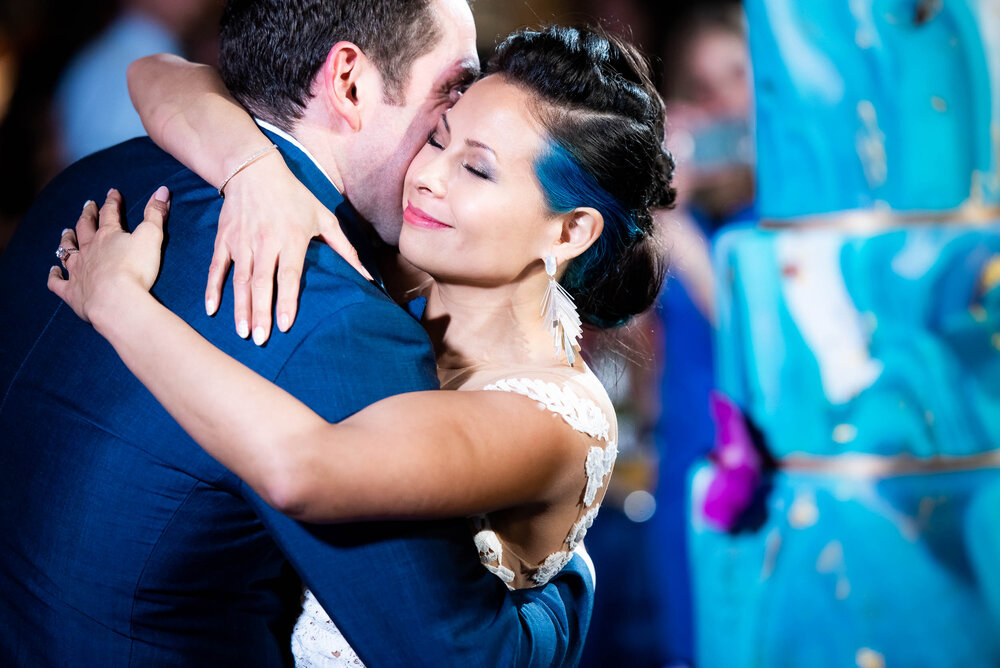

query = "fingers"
[[100, 189, 124, 230], [205, 242, 231, 317], [133, 186, 169, 248], [141, 186, 170, 229], [250, 245, 277, 345], [58, 227, 79, 271], [47, 264, 67, 300], [76, 200, 98, 245], [275, 241, 307, 333], [231, 246, 253, 340], [318, 216, 373, 282], [132, 186, 170, 262], [59, 226, 78, 251]]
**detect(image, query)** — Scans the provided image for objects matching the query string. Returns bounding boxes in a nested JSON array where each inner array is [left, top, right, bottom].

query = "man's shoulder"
[[65, 137, 189, 184], [290, 245, 426, 334], [38, 137, 205, 214]]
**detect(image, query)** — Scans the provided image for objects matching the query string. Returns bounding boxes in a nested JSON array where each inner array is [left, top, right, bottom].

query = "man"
[[0, 0, 592, 664]]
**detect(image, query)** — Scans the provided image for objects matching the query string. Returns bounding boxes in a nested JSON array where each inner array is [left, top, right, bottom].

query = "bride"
[[49, 26, 674, 665]]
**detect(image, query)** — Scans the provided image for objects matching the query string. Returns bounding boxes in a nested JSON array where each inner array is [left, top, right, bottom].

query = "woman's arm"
[[128, 54, 271, 191], [50, 192, 580, 523], [127, 55, 368, 343]]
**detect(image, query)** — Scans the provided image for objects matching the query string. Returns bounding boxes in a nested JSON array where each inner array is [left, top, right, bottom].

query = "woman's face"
[[398, 75, 562, 285]]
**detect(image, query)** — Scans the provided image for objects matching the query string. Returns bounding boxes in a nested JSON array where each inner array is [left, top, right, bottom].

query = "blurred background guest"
[[54, 0, 220, 165], [0, 0, 114, 253], [0, 0, 219, 255], [647, 5, 753, 666]]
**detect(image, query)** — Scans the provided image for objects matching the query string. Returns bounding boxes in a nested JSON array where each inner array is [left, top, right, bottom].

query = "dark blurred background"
[[0, 2, 753, 666]]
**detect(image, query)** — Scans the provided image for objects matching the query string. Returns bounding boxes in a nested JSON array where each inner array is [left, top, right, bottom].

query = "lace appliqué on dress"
[[291, 589, 365, 667], [484, 377, 611, 441], [584, 442, 618, 506], [533, 551, 575, 585], [481, 377, 618, 587], [567, 505, 601, 550], [472, 516, 516, 587]]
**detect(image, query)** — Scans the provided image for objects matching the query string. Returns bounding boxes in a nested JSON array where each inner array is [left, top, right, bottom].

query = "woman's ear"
[[551, 207, 604, 264], [318, 41, 372, 132]]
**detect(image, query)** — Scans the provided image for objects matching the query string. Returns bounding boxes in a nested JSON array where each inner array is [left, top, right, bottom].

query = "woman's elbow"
[[258, 468, 313, 520], [126, 53, 178, 86], [126, 55, 179, 137], [126, 55, 160, 103]]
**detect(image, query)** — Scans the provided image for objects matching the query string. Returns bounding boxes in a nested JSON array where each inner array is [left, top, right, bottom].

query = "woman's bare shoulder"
[[458, 364, 619, 445]]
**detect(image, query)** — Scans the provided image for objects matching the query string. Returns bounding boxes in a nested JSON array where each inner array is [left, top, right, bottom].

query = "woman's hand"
[[205, 153, 372, 346], [47, 187, 170, 326], [128, 54, 371, 344]]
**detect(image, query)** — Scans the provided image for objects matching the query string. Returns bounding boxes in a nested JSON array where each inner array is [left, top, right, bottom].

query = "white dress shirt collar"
[[255, 118, 340, 194]]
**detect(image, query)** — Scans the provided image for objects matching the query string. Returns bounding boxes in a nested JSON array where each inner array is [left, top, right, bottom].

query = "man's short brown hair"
[[220, 0, 443, 129]]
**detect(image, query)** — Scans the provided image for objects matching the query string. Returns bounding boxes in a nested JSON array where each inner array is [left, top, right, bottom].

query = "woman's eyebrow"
[[440, 113, 494, 155], [465, 139, 496, 156]]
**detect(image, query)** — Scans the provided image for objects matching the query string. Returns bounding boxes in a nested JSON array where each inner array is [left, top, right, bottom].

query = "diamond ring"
[[55, 246, 80, 262]]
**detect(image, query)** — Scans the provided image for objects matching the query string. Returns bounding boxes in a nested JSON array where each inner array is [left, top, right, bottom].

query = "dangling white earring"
[[541, 255, 582, 365]]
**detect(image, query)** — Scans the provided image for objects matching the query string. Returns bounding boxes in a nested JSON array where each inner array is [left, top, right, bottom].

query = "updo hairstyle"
[[487, 26, 676, 328]]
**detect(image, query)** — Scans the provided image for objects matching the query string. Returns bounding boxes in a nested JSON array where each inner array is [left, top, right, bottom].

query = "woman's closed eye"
[[463, 162, 493, 180], [426, 125, 495, 181]]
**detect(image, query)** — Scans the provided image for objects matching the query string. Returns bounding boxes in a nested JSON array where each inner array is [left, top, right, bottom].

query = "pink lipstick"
[[403, 204, 451, 230]]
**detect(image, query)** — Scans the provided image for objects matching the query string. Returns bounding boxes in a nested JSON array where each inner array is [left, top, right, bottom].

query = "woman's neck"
[[422, 275, 567, 371]]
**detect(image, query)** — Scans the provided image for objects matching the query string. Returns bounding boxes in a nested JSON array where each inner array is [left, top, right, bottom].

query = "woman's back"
[[291, 364, 616, 666], [447, 365, 618, 588]]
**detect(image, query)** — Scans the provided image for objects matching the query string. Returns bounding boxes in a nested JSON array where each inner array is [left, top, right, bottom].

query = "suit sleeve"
[[241, 295, 594, 667]]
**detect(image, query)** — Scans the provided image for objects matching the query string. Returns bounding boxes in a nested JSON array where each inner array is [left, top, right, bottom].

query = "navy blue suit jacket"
[[0, 131, 593, 666]]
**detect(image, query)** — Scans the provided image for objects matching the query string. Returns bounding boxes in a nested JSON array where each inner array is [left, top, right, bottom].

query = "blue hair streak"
[[534, 141, 641, 327]]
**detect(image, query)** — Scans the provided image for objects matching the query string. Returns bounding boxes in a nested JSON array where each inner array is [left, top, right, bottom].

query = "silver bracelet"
[[218, 143, 278, 197]]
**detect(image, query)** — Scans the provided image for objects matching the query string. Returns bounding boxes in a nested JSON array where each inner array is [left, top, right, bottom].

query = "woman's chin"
[[397, 232, 436, 274]]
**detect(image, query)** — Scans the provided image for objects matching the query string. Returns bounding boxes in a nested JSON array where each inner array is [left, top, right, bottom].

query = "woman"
[[49, 26, 674, 665]]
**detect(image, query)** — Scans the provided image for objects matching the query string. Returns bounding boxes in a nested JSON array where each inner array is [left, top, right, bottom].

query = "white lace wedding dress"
[[290, 375, 617, 667]]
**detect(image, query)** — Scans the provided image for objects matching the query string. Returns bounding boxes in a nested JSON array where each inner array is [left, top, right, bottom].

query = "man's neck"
[[265, 118, 347, 196]]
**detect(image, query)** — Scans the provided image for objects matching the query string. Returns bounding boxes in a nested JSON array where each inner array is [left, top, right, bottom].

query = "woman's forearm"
[[88, 285, 573, 525], [127, 54, 275, 189], [91, 284, 332, 512], [57, 194, 573, 526]]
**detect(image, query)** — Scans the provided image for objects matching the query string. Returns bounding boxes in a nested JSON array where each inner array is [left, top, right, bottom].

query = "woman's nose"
[[412, 155, 448, 197]]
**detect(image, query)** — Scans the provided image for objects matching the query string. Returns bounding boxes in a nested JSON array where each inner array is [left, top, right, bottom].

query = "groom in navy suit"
[[0, 0, 592, 665]]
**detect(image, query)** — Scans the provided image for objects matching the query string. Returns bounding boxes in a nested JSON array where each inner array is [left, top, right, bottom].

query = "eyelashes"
[[464, 164, 491, 180], [424, 132, 494, 181]]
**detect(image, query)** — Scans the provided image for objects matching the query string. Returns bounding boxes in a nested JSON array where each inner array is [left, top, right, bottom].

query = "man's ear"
[[318, 41, 373, 132], [550, 207, 604, 264]]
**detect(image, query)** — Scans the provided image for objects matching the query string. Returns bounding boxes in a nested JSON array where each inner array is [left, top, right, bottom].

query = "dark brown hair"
[[219, 0, 442, 129], [488, 26, 675, 328]]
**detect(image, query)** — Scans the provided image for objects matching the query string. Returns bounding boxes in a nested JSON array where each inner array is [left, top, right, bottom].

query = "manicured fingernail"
[[107, 188, 115, 198], [237, 320, 249, 339], [277, 313, 290, 332], [83, 200, 93, 210], [153, 186, 169, 202], [252, 327, 266, 346], [61, 228, 72, 236], [205, 299, 216, 316]]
